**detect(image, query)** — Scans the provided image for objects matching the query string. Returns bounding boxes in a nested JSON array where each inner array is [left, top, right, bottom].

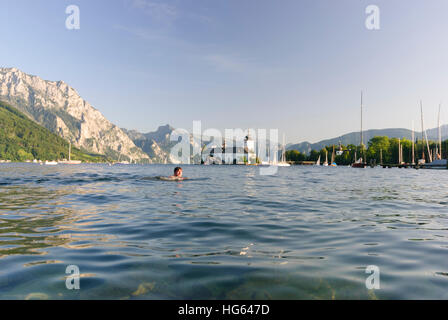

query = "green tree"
[[308, 150, 320, 162], [286, 150, 305, 162], [0, 100, 107, 162], [367, 136, 391, 164]]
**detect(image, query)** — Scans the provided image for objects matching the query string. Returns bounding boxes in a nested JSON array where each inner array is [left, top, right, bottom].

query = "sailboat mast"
[[420, 101, 425, 160], [411, 120, 415, 165], [331, 145, 335, 164], [438, 103, 442, 159], [360, 91, 363, 148], [401, 144, 403, 164], [282, 134, 286, 163], [421, 101, 432, 163], [425, 128, 432, 163], [69, 142, 71, 161]]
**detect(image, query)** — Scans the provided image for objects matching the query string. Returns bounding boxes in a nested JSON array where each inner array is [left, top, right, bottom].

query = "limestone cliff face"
[[123, 125, 176, 163], [0, 67, 150, 162], [123, 125, 204, 164]]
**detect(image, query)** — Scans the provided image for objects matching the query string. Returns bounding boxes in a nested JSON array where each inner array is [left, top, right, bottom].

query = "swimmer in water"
[[168, 167, 186, 180]]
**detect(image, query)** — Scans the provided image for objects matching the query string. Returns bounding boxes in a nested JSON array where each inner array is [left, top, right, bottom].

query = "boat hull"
[[275, 163, 291, 167], [59, 160, 82, 165], [352, 163, 367, 168], [421, 159, 447, 169]]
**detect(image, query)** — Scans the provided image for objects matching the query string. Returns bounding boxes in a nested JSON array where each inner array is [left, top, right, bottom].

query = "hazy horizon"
[[1, 0, 447, 143]]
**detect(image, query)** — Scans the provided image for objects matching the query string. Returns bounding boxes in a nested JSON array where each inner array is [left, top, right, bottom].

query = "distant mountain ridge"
[[5, 68, 447, 162], [288, 126, 448, 154], [126, 124, 448, 160], [0, 67, 150, 162], [123, 125, 223, 164]]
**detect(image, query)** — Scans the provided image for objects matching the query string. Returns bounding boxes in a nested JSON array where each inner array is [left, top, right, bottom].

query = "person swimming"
[[170, 167, 183, 179], [142, 167, 189, 181], [159, 167, 187, 181]]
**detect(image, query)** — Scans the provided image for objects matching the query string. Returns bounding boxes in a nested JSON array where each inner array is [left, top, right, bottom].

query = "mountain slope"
[[0, 100, 105, 162], [0, 67, 150, 162], [123, 125, 177, 163], [124, 125, 209, 164]]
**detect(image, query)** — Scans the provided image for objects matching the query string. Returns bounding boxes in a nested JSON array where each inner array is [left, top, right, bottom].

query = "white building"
[[201, 131, 257, 165]]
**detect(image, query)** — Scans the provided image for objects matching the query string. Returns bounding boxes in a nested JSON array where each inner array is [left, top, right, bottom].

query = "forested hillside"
[[0, 100, 106, 162]]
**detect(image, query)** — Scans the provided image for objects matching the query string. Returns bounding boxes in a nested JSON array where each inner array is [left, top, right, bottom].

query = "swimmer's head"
[[174, 167, 182, 177]]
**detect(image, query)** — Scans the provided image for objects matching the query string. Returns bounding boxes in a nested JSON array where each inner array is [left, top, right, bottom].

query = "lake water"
[[1, 163, 447, 299]]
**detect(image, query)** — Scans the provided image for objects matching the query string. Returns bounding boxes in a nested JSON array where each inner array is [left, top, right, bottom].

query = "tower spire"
[[360, 91, 363, 148]]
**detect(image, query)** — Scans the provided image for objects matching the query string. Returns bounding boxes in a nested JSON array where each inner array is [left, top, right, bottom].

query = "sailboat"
[[323, 150, 329, 167], [352, 92, 367, 168], [276, 134, 291, 167], [315, 155, 321, 166], [438, 103, 443, 160], [330, 145, 337, 166], [424, 103, 447, 169], [59, 142, 82, 164], [260, 145, 271, 166]]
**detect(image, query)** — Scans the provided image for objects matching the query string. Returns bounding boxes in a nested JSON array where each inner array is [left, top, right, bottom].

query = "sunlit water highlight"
[[0, 163, 447, 299]]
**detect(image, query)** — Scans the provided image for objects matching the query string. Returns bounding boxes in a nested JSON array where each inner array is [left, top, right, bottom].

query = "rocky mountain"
[[0, 67, 150, 162], [122, 125, 177, 163], [288, 126, 448, 154], [124, 125, 207, 164]]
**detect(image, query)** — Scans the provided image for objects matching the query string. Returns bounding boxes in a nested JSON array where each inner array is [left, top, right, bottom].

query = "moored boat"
[[422, 159, 447, 169], [330, 145, 337, 166], [352, 92, 367, 168], [352, 159, 366, 168], [275, 134, 291, 167], [58, 142, 82, 164], [323, 150, 328, 166]]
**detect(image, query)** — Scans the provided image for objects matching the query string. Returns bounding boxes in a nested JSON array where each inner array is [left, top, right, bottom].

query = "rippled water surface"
[[1, 163, 448, 299]]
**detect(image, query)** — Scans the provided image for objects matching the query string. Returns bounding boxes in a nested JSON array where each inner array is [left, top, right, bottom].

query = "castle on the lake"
[[201, 132, 257, 165]]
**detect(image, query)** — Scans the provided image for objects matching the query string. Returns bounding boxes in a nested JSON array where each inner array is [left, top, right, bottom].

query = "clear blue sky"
[[1, 0, 447, 143]]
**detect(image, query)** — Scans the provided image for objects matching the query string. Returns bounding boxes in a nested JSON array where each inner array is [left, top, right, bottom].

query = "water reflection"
[[0, 184, 117, 258]]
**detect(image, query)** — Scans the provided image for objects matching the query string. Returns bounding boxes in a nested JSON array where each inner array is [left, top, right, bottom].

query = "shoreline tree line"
[[286, 136, 447, 165]]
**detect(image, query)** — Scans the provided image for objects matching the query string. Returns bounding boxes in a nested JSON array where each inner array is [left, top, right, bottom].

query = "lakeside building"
[[201, 133, 257, 165]]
